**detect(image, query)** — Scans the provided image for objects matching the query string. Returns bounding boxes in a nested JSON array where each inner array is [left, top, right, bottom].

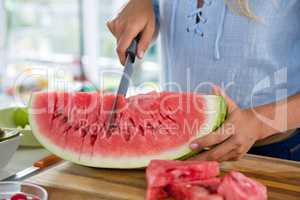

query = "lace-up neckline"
[[187, 0, 211, 36], [187, 0, 227, 60]]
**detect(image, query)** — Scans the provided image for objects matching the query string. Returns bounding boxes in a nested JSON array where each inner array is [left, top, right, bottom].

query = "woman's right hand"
[[107, 0, 156, 65]]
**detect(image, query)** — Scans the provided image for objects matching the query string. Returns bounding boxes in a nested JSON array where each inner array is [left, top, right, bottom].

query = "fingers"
[[212, 85, 238, 113], [106, 0, 156, 65], [117, 27, 139, 65], [190, 125, 233, 151], [108, 21, 152, 64], [116, 23, 154, 63], [106, 21, 116, 37], [137, 23, 155, 59], [218, 149, 238, 162], [107, 18, 141, 65], [191, 137, 236, 161]]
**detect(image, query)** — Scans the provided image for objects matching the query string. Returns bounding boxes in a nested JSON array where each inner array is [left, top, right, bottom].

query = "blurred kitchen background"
[[0, 0, 161, 107]]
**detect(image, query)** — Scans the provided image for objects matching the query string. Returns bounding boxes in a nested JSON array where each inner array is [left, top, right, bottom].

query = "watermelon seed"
[[123, 132, 131, 142], [63, 125, 72, 133], [74, 124, 80, 131], [138, 125, 145, 136], [163, 186, 172, 195], [79, 127, 88, 137], [106, 127, 113, 139], [52, 112, 62, 119], [79, 119, 88, 127], [62, 116, 68, 123], [90, 134, 97, 146], [129, 117, 135, 126]]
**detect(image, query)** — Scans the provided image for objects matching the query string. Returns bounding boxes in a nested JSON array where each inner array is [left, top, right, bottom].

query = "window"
[[5, 0, 80, 59], [1, 0, 160, 105]]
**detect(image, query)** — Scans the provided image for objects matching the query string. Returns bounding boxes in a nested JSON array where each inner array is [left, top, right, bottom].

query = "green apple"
[[13, 107, 29, 128]]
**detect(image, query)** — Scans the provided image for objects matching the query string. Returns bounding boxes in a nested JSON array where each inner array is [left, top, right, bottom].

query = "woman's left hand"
[[189, 86, 265, 162]]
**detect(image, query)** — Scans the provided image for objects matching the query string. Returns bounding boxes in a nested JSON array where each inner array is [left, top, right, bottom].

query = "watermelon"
[[29, 91, 227, 168], [146, 160, 267, 200], [217, 171, 267, 200]]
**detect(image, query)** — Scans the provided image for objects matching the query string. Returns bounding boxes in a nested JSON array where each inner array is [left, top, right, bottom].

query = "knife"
[[107, 35, 140, 132], [2, 154, 62, 181]]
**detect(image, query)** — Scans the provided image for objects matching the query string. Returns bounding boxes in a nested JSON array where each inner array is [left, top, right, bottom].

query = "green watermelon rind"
[[178, 95, 227, 160], [29, 94, 227, 169]]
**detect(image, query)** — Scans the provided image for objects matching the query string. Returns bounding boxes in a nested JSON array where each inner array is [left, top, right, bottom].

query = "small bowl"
[[0, 132, 21, 169], [0, 182, 48, 200], [0, 107, 41, 147]]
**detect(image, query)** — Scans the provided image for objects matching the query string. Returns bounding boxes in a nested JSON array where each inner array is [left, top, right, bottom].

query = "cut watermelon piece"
[[217, 171, 267, 200], [146, 160, 220, 200], [146, 160, 268, 200], [29, 91, 227, 169]]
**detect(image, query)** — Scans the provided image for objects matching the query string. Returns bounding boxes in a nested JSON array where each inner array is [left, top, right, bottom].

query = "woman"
[[107, 0, 300, 161]]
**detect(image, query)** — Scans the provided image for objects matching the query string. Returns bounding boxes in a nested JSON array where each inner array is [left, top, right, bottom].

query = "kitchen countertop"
[[27, 154, 300, 200], [0, 147, 49, 180]]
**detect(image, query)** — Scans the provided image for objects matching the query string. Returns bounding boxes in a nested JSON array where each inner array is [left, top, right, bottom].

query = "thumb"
[[212, 85, 238, 113]]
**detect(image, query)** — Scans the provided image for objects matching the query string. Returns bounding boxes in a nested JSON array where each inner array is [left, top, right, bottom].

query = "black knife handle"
[[126, 34, 141, 63]]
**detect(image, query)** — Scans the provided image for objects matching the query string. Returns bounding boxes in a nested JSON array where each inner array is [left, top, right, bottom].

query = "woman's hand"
[[107, 0, 156, 65], [189, 86, 265, 162]]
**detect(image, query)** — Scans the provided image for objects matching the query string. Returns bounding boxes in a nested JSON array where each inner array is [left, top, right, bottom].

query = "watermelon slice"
[[29, 91, 227, 168]]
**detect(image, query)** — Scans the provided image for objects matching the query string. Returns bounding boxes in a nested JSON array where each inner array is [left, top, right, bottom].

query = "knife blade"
[[2, 154, 62, 181], [107, 36, 140, 132]]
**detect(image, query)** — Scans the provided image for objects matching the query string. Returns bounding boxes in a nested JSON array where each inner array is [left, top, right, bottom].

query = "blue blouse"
[[152, 0, 300, 109]]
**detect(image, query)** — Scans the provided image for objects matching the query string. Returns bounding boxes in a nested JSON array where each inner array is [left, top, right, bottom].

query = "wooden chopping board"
[[27, 154, 300, 200]]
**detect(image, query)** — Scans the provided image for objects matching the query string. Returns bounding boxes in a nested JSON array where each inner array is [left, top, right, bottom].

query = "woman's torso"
[[156, 0, 300, 109]]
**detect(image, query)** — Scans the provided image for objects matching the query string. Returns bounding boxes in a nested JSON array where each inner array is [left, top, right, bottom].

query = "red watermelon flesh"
[[146, 160, 220, 200], [217, 171, 267, 200], [29, 91, 227, 168], [186, 177, 222, 193], [167, 183, 224, 200]]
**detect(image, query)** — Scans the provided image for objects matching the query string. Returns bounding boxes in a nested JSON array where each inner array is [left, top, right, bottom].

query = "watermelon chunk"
[[146, 160, 220, 200], [146, 160, 267, 200], [217, 171, 267, 200], [29, 91, 227, 168]]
